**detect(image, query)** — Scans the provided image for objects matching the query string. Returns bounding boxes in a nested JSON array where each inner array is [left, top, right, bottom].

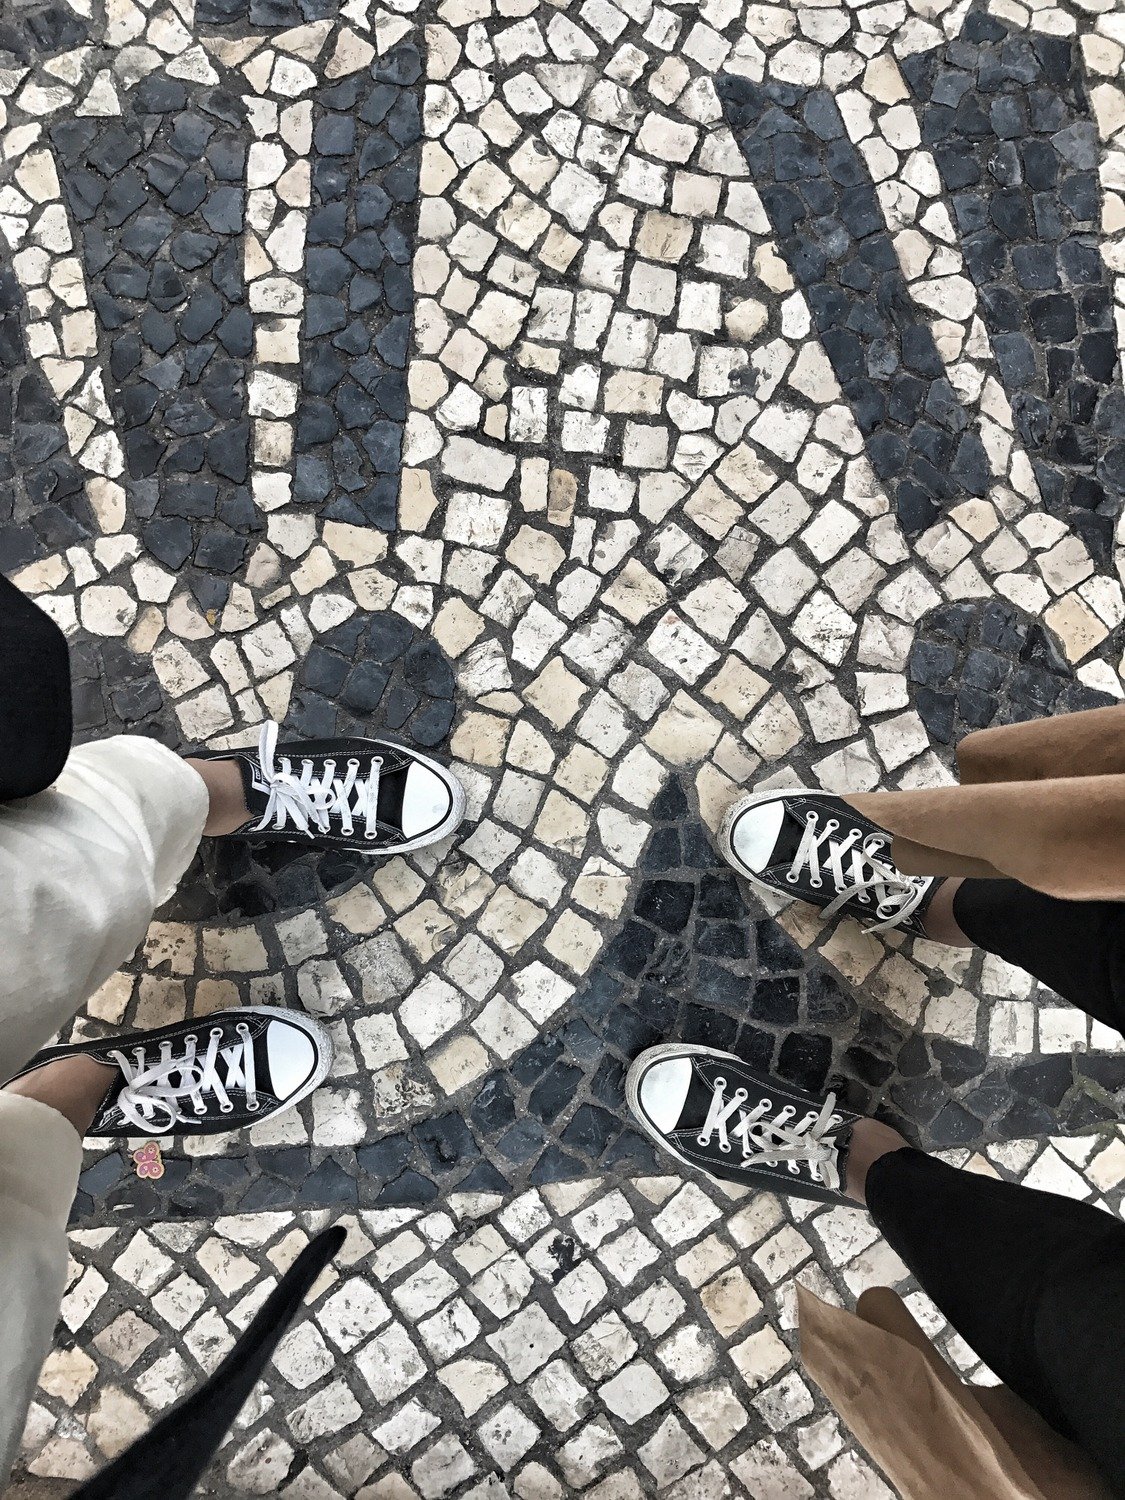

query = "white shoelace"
[[109, 1024, 258, 1133], [788, 810, 927, 933], [698, 1076, 844, 1190], [252, 721, 383, 840]]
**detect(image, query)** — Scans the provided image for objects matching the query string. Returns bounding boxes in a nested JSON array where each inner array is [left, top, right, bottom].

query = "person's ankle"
[[844, 1117, 911, 1205], [3, 1054, 115, 1137], [918, 877, 971, 946], [184, 756, 252, 838]]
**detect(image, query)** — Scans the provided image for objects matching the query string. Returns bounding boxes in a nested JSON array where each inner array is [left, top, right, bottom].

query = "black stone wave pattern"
[[292, 44, 421, 531], [716, 74, 992, 535], [51, 70, 254, 617], [902, 9, 1125, 565], [72, 756, 1125, 1223]]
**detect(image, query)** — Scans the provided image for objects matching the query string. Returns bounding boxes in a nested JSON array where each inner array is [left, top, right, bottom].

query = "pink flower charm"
[[132, 1142, 164, 1180]]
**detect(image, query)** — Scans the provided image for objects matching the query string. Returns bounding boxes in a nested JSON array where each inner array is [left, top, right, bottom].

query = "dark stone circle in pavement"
[[908, 598, 1114, 747], [71, 610, 457, 923], [166, 610, 456, 922], [71, 776, 1125, 1224]]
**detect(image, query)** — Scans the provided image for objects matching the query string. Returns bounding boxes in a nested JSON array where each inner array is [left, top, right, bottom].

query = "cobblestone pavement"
[[7, 0, 1125, 1493]]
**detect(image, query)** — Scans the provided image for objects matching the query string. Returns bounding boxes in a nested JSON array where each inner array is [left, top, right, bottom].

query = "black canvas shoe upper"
[[6, 1008, 332, 1138], [628, 1044, 858, 1204], [722, 789, 939, 937], [196, 721, 464, 853]]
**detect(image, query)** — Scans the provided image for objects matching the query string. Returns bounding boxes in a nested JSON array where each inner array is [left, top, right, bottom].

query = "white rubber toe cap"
[[638, 1057, 692, 1134], [401, 761, 454, 839], [266, 1021, 316, 1102], [729, 797, 785, 873]]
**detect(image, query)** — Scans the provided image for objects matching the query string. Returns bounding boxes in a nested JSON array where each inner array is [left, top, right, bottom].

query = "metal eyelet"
[[247, 1100, 261, 1113], [785, 872, 798, 884], [211, 1027, 223, 1039], [220, 1102, 235, 1114]]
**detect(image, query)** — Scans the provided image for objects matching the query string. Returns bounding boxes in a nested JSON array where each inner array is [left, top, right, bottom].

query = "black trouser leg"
[[953, 878, 1125, 1034], [0, 574, 72, 801], [867, 1148, 1125, 1494]]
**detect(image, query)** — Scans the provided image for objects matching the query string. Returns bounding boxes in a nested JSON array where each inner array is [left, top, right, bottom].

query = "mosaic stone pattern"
[[904, 10, 1125, 563], [718, 74, 993, 536], [24, 1139, 1125, 1498], [5, 0, 1125, 1492]]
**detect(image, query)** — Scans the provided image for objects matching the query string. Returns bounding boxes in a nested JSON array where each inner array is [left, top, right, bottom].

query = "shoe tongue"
[[377, 761, 406, 833], [681, 1067, 720, 1132], [769, 805, 805, 869]]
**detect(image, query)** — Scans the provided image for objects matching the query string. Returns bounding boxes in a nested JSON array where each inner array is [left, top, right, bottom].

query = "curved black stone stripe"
[[907, 597, 1114, 746], [0, 269, 96, 573], [294, 42, 421, 531], [71, 776, 1125, 1223], [902, 11, 1125, 564], [50, 72, 253, 616], [716, 75, 992, 535]]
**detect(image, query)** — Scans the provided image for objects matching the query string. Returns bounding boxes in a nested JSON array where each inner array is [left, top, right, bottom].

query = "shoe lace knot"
[[697, 1077, 844, 1190], [111, 1023, 258, 1133], [252, 721, 383, 840], [788, 809, 927, 932]]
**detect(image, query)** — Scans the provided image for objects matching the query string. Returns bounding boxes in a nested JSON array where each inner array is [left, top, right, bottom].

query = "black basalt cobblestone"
[[903, 10, 1125, 563], [52, 75, 253, 612], [295, 43, 421, 532], [717, 74, 991, 535]]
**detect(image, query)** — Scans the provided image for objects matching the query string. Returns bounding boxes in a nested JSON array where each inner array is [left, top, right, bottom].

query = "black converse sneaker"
[[5, 1008, 333, 1138], [197, 721, 466, 854], [720, 788, 939, 936], [627, 1044, 857, 1203]]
